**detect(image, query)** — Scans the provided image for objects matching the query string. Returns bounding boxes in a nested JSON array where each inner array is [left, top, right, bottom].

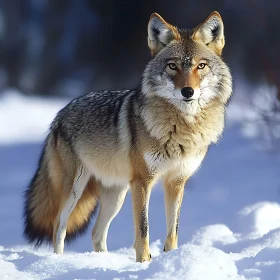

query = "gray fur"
[[24, 11, 232, 262]]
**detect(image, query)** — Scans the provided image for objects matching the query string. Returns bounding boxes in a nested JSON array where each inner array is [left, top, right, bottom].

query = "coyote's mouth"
[[183, 98, 194, 103]]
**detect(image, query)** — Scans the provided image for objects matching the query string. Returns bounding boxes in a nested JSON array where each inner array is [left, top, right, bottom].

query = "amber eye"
[[197, 63, 206, 69], [168, 63, 177, 70]]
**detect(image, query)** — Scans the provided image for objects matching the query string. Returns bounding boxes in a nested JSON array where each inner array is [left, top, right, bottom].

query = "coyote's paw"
[[163, 238, 178, 252], [136, 251, 152, 262]]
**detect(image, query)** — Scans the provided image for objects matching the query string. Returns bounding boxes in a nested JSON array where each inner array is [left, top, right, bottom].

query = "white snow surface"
[[1, 89, 280, 280]]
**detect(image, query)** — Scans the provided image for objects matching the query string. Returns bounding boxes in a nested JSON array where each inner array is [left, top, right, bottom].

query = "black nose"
[[181, 87, 194, 99]]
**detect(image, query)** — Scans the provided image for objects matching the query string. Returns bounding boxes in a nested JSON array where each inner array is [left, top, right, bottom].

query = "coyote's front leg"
[[131, 177, 153, 262], [163, 176, 186, 252]]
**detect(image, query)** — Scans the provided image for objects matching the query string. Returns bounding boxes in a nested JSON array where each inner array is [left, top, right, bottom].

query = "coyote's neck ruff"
[[24, 11, 232, 263], [140, 95, 225, 152]]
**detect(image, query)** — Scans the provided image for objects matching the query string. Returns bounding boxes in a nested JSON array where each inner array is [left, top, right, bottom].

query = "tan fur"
[[129, 151, 154, 262], [29, 134, 98, 244], [125, 95, 223, 261], [67, 179, 98, 233], [47, 95, 221, 260], [25, 11, 231, 263], [130, 178, 152, 262], [174, 68, 201, 90], [192, 11, 225, 55], [141, 97, 225, 152], [163, 175, 185, 251], [149, 13, 181, 41], [28, 91, 225, 262], [148, 13, 181, 56]]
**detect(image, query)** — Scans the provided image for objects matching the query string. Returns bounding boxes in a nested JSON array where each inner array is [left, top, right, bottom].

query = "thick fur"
[[24, 133, 99, 246], [23, 11, 232, 262]]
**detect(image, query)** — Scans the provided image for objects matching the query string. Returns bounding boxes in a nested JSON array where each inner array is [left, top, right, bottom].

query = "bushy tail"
[[23, 133, 98, 246]]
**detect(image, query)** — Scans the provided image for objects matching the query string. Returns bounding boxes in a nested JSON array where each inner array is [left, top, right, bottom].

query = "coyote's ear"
[[148, 13, 180, 56], [192, 11, 224, 55]]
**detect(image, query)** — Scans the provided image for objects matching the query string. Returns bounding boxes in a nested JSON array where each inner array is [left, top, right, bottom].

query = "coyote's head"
[[142, 11, 232, 113]]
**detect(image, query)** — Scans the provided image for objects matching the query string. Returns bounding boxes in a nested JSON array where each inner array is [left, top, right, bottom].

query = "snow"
[[0, 89, 280, 279], [0, 90, 66, 145]]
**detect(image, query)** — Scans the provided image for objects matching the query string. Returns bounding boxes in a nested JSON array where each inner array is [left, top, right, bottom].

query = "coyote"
[[24, 11, 232, 262]]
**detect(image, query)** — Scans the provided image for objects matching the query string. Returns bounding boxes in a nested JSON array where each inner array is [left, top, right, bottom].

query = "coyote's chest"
[[141, 98, 224, 177], [144, 129, 206, 177], [144, 147, 205, 178]]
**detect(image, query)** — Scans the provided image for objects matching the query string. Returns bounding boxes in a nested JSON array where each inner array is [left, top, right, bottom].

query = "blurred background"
[[1, 0, 280, 147], [0, 0, 280, 259], [0, 0, 279, 96]]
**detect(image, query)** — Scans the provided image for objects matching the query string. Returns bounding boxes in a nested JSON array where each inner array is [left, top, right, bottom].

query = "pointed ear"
[[192, 11, 225, 55], [147, 13, 180, 56]]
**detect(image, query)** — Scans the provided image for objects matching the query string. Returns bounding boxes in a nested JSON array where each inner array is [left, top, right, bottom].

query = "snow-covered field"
[[1, 88, 280, 280]]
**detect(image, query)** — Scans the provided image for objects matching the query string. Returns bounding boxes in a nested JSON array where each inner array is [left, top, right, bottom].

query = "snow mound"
[[240, 202, 280, 239], [1, 223, 280, 280], [144, 244, 242, 280], [2, 201, 280, 280], [191, 224, 238, 247], [0, 241, 243, 280]]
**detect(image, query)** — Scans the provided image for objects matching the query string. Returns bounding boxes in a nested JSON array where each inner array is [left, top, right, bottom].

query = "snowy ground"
[[0, 87, 280, 280]]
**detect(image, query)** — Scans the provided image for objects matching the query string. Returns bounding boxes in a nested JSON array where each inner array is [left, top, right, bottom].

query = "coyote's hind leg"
[[54, 165, 90, 254], [92, 185, 128, 252]]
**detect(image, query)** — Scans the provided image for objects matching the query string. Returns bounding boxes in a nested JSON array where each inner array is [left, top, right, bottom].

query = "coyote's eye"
[[168, 63, 177, 70], [197, 63, 206, 69]]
